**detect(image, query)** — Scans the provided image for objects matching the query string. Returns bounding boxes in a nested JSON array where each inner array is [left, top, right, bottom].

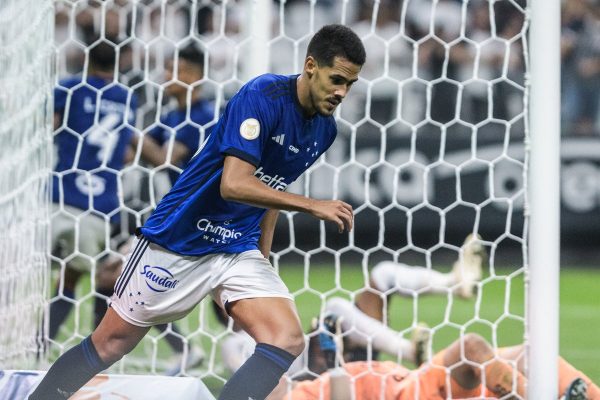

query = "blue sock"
[[48, 288, 75, 339], [218, 343, 296, 400], [28, 336, 111, 400]]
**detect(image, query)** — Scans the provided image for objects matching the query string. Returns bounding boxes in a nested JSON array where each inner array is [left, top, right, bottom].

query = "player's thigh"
[[213, 250, 302, 349], [228, 297, 302, 346], [110, 236, 216, 327], [211, 250, 294, 308]]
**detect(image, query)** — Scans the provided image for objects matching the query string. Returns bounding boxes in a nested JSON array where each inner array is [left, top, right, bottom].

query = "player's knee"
[[95, 342, 127, 364], [93, 332, 136, 364], [282, 328, 305, 357], [256, 324, 305, 357], [267, 325, 305, 357]]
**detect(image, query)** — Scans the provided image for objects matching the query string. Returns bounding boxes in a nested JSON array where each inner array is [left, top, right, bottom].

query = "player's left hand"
[[308, 199, 353, 233]]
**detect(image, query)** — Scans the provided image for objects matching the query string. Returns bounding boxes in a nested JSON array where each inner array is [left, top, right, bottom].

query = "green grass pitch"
[[52, 265, 600, 389]]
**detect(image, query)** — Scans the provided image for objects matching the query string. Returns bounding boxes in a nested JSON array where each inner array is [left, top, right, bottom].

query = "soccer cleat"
[[411, 322, 431, 366], [164, 346, 205, 376], [453, 234, 485, 299], [562, 378, 588, 400]]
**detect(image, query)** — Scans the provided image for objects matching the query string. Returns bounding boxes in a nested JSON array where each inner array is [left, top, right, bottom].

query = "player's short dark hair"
[[89, 41, 117, 72], [177, 44, 205, 70], [306, 24, 366, 67]]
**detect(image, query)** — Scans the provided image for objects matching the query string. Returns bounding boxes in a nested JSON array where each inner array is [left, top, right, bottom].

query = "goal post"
[[527, 0, 561, 397], [0, 0, 54, 369]]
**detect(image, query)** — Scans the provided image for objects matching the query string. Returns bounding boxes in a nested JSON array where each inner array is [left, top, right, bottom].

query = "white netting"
[[44, 0, 529, 397], [0, 0, 54, 368]]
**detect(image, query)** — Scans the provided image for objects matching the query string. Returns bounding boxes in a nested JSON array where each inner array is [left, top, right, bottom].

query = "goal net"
[[34, 0, 531, 397], [0, 0, 54, 369]]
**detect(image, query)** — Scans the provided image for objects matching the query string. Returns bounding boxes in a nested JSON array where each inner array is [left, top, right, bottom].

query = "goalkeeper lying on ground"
[[272, 319, 599, 400]]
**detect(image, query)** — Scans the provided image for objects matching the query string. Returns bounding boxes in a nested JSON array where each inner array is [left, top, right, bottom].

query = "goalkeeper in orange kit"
[[273, 319, 598, 400]]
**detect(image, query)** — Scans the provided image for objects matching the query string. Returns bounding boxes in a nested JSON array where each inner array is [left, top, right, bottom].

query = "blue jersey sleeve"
[[219, 89, 276, 167], [175, 125, 200, 152]]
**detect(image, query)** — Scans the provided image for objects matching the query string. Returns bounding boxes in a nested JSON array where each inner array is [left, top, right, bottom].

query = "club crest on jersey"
[[140, 265, 179, 292], [240, 118, 260, 140]]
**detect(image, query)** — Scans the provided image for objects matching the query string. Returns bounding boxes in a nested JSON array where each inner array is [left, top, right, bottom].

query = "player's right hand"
[[310, 200, 353, 233]]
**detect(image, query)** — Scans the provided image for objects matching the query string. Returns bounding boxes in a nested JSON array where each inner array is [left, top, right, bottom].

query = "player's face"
[[165, 59, 203, 97], [307, 56, 361, 117]]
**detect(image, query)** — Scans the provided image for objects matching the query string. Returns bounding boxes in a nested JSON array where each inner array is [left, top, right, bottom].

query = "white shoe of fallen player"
[[453, 234, 485, 299], [164, 346, 205, 376]]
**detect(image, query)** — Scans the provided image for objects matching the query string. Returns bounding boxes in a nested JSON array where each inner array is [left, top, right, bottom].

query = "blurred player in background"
[[50, 38, 204, 376], [134, 44, 215, 184], [309, 234, 485, 363], [94, 44, 215, 376], [355, 234, 485, 323], [30, 24, 366, 400], [48, 39, 137, 342]]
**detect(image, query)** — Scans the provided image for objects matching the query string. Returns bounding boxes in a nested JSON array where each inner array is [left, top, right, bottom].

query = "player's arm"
[[131, 134, 165, 166], [220, 156, 353, 233], [131, 134, 190, 167], [258, 209, 279, 258]]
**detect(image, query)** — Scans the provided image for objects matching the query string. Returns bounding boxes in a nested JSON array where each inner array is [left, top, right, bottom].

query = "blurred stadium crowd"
[[54, 0, 600, 138]]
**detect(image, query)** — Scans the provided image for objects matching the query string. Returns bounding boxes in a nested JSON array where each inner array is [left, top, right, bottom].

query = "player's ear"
[[305, 56, 317, 78]]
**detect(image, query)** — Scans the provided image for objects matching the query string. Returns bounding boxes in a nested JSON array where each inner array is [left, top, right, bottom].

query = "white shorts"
[[110, 236, 293, 327], [51, 204, 108, 272]]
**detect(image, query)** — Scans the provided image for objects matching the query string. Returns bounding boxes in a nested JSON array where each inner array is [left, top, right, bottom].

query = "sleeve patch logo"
[[240, 118, 260, 140]]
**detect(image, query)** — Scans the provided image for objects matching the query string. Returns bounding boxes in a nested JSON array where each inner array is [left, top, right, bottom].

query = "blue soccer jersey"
[[140, 74, 337, 256], [147, 99, 214, 183], [53, 76, 137, 222]]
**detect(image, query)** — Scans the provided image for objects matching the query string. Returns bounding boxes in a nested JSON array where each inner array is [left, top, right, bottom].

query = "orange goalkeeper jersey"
[[286, 352, 494, 400], [287, 349, 599, 400]]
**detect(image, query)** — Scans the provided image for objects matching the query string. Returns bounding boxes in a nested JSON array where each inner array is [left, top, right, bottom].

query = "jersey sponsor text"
[[254, 166, 288, 191], [197, 218, 243, 244]]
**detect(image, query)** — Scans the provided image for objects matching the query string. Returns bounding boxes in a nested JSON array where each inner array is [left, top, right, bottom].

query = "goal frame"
[[527, 0, 561, 397]]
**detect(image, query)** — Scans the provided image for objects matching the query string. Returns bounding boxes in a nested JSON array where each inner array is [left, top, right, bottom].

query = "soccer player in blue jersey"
[[30, 24, 366, 400], [48, 40, 137, 341], [135, 45, 214, 184]]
